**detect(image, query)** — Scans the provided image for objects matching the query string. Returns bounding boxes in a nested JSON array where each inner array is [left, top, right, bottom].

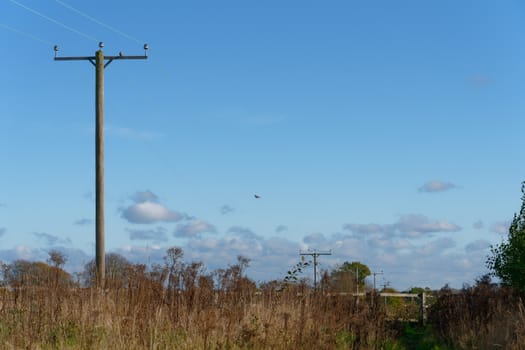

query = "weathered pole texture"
[[95, 50, 105, 286]]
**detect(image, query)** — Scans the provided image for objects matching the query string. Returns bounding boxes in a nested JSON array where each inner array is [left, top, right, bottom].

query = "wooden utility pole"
[[300, 249, 331, 290], [372, 270, 383, 291], [54, 42, 148, 286]]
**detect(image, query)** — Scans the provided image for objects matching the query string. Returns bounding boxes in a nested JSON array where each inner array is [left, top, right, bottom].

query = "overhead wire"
[[54, 0, 143, 44], [0, 23, 53, 45], [7, 0, 98, 42]]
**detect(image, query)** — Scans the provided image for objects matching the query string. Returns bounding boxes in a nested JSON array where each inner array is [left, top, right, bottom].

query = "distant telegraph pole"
[[372, 270, 384, 291], [299, 249, 332, 290], [54, 42, 148, 286]]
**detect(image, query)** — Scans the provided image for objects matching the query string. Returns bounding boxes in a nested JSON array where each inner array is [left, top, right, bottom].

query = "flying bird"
[[254, 194, 261, 199]]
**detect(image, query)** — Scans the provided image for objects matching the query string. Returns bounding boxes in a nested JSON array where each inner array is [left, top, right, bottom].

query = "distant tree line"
[[0, 246, 385, 294]]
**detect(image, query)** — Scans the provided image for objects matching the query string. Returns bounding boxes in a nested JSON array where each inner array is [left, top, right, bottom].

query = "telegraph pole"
[[372, 270, 383, 291], [382, 280, 391, 307], [299, 249, 331, 290], [54, 42, 148, 287]]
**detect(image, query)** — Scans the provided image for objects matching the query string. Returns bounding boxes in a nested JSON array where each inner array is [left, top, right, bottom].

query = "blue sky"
[[1, 0, 525, 290]]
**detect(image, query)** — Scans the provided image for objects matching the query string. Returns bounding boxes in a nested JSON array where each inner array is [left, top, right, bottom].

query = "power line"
[[54, 0, 143, 44], [7, 0, 98, 42], [0, 23, 52, 45]]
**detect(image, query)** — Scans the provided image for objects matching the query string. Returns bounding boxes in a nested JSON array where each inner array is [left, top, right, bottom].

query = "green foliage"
[[487, 181, 525, 291], [284, 259, 311, 284], [400, 324, 451, 350], [326, 261, 371, 292], [408, 287, 429, 295], [335, 330, 356, 348], [336, 261, 371, 285]]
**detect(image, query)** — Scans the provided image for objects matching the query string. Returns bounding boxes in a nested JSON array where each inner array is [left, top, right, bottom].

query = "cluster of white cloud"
[[343, 214, 461, 239], [110, 188, 495, 288], [120, 191, 188, 224], [490, 221, 511, 235], [127, 226, 168, 243], [418, 180, 457, 193], [33, 232, 72, 246], [0, 183, 512, 290], [174, 220, 217, 238]]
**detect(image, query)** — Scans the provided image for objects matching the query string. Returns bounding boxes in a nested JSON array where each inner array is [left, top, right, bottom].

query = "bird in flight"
[[254, 194, 261, 199]]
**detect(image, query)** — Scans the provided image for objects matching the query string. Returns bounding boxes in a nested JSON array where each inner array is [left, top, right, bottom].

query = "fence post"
[[419, 292, 427, 325]]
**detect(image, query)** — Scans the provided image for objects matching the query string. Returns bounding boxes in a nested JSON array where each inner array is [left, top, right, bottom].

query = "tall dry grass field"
[[429, 278, 525, 349], [2, 254, 525, 349], [0, 271, 397, 349]]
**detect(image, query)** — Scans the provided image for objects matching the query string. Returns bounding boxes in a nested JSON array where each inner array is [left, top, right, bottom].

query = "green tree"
[[328, 261, 371, 292], [487, 181, 525, 291]]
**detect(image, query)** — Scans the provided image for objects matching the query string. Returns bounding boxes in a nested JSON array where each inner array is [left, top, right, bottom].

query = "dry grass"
[[428, 278, 525, 349], [0, 273, 397, 349], [3, 256, 525, 349]]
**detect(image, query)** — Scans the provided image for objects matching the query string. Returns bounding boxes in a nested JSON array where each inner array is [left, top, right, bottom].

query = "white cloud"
[[395, 214, 461, 237], [128, 226, 168, 243], [303, 233, 327, 245], [122, 202, 185, 224], [174, 220, 216, 238], [343, 214, 461, 238], [132, 191, 159, 203], [14, 245, 36, 260], [342, 223, 384, 235], [368, 237, 412, 251], [121, 191, 187, 224], [490, 221, 511, 235], [114, 245, 165, 265], [415, 238, 456, 255], [0, 244, 90, 274], [465, 240, 491, 253], [33, 232, 71, 246], [418, 180, 457, 193], [0, 210, 490, 290], [227, 226, 261, 241]]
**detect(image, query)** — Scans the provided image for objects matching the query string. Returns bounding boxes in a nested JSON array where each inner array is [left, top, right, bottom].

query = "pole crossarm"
[[299, 249, 332, 290], [55, 55, 147, 67]]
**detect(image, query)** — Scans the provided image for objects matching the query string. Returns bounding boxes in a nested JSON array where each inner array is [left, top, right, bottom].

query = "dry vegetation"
[[0, 251, 524, 349], [429, 276, 525, 349], [0, 275, 396, 349]]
